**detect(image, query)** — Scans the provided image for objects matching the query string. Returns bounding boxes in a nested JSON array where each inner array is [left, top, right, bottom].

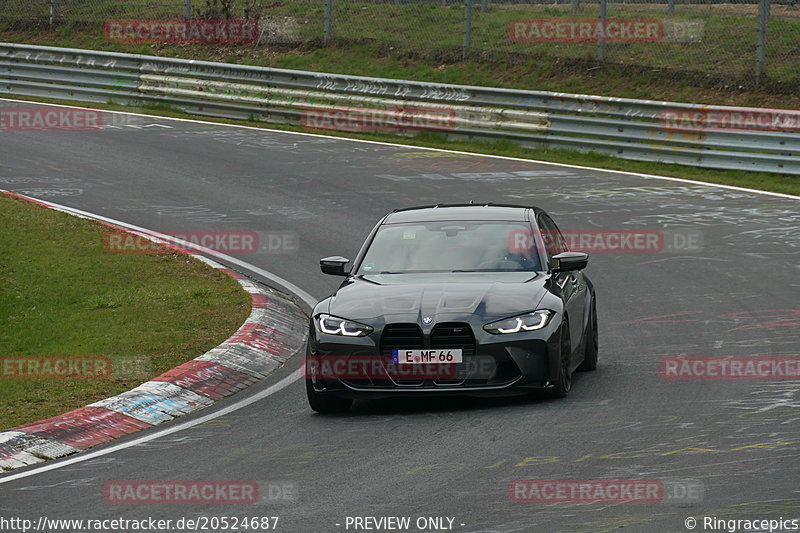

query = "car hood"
[[325, 272, 549, 323]]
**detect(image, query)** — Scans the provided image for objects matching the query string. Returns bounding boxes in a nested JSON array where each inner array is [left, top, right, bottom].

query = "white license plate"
[[392, 349, 463, 364]]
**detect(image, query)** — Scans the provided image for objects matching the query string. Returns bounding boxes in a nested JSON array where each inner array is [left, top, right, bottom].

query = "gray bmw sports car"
[[306, 204, 598, 413]]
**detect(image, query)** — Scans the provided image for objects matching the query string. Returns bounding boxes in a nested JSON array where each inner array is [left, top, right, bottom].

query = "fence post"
[[668, 0, 674, 15], [572, 0, 580, 14], [597, 0, 606, 61], [184, 0, 191, 19], [50, 0, 58, 26], [481, 0, 488, 13], [324, 0, 332, 45], [463, 0, 472, 61], [756, 0, 769, 86]]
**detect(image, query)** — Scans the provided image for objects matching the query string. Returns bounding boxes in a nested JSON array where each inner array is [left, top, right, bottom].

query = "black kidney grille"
[[381, 323, 424, 350], [431, 323, 475, 351], [430, 322, 474, 385], [381, 323, 424, 386]]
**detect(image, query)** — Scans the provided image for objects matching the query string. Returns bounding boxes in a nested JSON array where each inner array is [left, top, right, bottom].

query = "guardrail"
[[2, 43, 798, 175]]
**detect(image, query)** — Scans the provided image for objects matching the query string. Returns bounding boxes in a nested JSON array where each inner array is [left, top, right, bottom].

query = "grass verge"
[[0, 193, 251, 429]]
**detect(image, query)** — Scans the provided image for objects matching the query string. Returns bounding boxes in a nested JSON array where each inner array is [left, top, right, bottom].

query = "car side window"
[[537, 214, 568, 264]]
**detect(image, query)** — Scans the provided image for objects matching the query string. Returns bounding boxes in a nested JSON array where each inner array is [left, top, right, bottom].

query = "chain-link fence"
[[1, 0, 798, 89]]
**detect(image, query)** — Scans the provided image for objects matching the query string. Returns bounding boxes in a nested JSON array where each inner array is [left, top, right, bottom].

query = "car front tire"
[[306, 376, 353, 413], [549, 320, 572, 398], [578, 296, 598, 372]]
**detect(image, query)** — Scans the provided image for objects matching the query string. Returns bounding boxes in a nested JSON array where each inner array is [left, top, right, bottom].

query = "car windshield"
[[357, 221, 542, 274]]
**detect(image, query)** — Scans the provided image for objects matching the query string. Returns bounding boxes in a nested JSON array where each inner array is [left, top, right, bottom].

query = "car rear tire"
[[550, 320, 572, 398], [306, 377, 353, 413], [578, 296, 598, 372]]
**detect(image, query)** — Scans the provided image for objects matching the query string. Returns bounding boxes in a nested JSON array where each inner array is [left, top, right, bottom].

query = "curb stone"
[[0, 191, 308, 473]]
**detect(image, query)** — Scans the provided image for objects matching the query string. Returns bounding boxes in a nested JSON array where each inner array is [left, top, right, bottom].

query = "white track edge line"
[[2, 97, 798, 201], [0, 194, 313, 483], [0, 368, 302, 484]]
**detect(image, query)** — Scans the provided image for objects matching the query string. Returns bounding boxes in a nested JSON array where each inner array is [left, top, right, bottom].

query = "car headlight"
[[317, 314, 373, 337], [484, 310, 552, 334]]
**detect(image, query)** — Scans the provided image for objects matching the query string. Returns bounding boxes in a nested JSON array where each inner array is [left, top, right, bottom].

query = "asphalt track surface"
[[1, 101, 799, 533]]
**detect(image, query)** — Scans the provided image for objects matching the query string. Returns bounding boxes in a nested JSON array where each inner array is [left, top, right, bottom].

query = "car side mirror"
[[552, 251, 589, 272], [320, 256, 351, 276]]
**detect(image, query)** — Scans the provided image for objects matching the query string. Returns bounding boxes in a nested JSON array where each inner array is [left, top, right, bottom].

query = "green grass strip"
[[0, 193, 250, 429]]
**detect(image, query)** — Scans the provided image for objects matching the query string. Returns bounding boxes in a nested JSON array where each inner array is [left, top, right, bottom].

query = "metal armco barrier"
[[1, 43, 798, 175]]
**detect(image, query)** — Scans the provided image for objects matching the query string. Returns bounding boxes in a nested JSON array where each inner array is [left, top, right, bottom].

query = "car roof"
[[384, 204, 540, 224]]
